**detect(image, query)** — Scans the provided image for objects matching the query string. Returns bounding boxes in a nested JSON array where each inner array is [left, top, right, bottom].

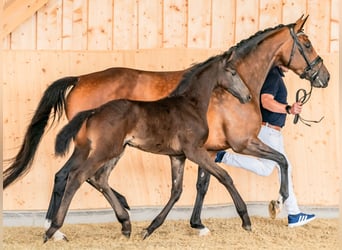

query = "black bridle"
[[286, 27, 323, 85], [286, 26, 325, 126]]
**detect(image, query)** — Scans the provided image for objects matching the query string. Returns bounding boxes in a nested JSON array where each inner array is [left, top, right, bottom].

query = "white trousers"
[[221, 125, 300, 215]]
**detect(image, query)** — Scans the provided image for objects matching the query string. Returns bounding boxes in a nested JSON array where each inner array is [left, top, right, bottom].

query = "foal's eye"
[[226, 67, 236, 76]]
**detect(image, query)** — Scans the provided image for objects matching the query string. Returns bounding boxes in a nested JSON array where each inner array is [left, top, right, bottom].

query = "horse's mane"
[[169, 22, 295, 97], [169, 51, 232, 97], [228, 23, 295, 61]]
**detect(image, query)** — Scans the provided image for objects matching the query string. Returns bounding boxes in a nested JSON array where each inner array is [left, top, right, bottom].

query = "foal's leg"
[[142, 155, 186, 239], [190, 166, 211, 235], [45, 147, 88, 241], [44, 154, 130, 242], [185, 147, 251, 231], [45, 157, 129, 240], [190, 137, 288, 232], [87, 156, 132, 237]]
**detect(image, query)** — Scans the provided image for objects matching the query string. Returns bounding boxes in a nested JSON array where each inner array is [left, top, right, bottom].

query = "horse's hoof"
[[62, 235, 69, 242], [142, 229, 150, 240], [198, 227, 210, 236], [268, 200, 281, 219], [43, 234, 49, 243]]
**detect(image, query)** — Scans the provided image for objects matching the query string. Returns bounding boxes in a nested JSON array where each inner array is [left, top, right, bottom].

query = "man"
[[215, 65, 315, 227]]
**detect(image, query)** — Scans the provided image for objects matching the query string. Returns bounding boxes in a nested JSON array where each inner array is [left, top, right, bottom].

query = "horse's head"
[[278, 15, 330, 88], [218, 56, 251, 104]]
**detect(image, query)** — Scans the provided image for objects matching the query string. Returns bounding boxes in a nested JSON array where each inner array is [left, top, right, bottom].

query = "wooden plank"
[[162, 0, 187, 48], [235, 0, 259, 43], [187, 0, 211, 48], [307, 0, 331, 53], [330, 0, 339, 52], [113, 0, 138, 50], [259, 0, 282, 29], [36, 0, 63, 49], [211, 0, 236, 49], [87, 0, 113, 50], [1, 0, 48, 40], [138, 0, 163, 49], [62, 0, 88, 50], [10, 14, 36, 49], [282, 0, 307, 24]]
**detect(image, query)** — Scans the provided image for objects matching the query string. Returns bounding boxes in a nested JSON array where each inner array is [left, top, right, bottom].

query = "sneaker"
[[288, 212, 316, 227], [215, 151, 226, 163]]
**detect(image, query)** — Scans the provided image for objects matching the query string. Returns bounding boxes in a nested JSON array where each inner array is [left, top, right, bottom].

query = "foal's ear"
[[294, 15, 309, 33]]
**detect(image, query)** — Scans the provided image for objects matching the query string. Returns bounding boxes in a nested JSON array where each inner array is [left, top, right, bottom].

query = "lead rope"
[[293, 86, 324, 126]]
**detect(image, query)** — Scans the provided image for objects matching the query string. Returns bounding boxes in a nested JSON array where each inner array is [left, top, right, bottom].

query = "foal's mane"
[[169, 51, 232, 97]]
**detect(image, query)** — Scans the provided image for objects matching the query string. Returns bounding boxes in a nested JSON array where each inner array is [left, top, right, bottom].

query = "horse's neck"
[[237, 31, 288, 98]]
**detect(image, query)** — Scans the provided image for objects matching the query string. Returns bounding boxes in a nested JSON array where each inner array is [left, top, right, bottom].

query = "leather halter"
[[286, 27, 323, 84]]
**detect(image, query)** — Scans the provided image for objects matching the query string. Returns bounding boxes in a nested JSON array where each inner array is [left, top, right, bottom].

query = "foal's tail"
[[55, 110, 94, 156], [3, 77, 79, 189]]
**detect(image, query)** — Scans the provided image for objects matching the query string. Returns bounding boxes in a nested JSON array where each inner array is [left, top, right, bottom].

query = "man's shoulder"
[[268, 66, 283, 77]]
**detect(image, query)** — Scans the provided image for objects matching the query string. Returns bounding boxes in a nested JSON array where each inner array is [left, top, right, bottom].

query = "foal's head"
[[218, 52, 251, 104], [170, 52, 251, 104]]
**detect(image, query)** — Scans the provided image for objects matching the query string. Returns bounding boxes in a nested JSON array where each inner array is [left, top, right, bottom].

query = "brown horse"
[[44, 51, 252, 241], [4, 16, 329, 239]]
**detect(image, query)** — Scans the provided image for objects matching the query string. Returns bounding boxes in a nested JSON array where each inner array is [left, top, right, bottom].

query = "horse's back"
[[66, 67, 185, 119]]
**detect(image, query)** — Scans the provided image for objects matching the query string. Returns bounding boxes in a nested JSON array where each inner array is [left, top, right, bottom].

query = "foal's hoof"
[[53, 230, 68, 241], [43, 232, 68, 243], [122, 230, 131, 238], [242, 224, 252, 231], [198, 227, 210, 236], [268, 200, 282, 219]]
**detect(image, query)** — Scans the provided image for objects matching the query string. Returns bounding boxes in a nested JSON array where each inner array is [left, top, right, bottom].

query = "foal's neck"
[[182, 61, 219, 113]]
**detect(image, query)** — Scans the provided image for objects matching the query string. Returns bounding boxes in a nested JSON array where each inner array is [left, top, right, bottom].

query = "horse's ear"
[[294, 15, 309, 32]]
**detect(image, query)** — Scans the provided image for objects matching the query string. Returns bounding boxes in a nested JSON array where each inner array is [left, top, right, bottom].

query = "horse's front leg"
[[142, 155, 186, 239], [239, 137, 289, 213], [189, 166, 211, 236]]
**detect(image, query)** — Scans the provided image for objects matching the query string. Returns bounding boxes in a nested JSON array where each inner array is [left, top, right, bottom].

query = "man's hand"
[[289, 102, 302, 115]]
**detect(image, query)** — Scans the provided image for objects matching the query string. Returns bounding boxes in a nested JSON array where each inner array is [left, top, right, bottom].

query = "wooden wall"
[[2, 0, 340, 211]]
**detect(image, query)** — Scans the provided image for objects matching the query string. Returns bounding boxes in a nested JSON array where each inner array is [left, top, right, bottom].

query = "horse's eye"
[[304, 42, 311, 48]]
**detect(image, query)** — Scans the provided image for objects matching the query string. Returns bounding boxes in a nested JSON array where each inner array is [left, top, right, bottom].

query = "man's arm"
[[261, 93, 302, 115]]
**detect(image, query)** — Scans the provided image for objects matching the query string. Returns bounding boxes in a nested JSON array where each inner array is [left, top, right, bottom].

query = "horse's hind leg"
[[142, 155, 186, 239], [87, 156, 132, 237]]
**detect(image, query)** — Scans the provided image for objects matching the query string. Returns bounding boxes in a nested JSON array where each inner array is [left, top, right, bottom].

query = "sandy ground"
[[3, 216, 339, 250]]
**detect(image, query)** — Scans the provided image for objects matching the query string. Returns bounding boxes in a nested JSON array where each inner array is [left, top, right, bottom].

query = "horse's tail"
[[55, 110, 94, 156], [3, 76, 79, 189]]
